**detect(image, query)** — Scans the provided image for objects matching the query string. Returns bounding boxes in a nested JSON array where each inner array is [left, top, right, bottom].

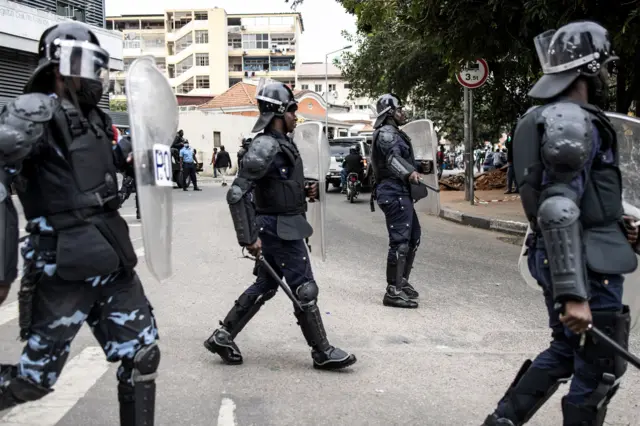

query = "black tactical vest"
[[371, 124, 414, 184], [16, 99, 120, 228], [253, 136, 307, 215], [513, 101, 623, 232]]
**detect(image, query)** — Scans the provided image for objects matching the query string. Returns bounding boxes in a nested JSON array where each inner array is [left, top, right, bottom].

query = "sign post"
[[457, 59, 489, 204]]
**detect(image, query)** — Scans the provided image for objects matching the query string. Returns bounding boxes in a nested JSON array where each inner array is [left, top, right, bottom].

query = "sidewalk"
[[439, 189, 528, 236]]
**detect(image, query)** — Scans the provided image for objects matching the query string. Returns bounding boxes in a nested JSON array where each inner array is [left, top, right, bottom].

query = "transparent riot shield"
[[518, 225, 538, 290], [606, 112, 640, 329], [401, 119, 440, 215], [126, 56, 178, 281], [293, 121, 329, 261]]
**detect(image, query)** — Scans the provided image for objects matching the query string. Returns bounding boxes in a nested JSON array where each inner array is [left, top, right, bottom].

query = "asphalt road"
[[0, 178, 638, 426]]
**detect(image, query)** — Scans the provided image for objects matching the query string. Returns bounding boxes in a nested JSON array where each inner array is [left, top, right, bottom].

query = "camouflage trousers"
[[7, 240, 159, 390]]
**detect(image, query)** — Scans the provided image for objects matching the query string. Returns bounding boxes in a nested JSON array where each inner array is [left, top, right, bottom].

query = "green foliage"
[[109, 99, 127, 112], [288, 0, 640, 143]]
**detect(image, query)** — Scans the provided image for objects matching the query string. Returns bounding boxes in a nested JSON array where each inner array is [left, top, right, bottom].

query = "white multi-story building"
[[106, 9, 303, 98]]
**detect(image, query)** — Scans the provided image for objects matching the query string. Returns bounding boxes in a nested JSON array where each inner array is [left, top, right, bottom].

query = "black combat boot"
[[383, 262, 418, 308], [118, 382, 136, 426], [482, 360, 570, 426], [204, 292, 271, 365], [561, 397, 607, 426], [295, 304, 356, 370], [0, 369, 51, 411], [401, 246, 419, 299]]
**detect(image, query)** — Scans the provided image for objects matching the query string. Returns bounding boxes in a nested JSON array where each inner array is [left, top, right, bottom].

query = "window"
[[195, 53, 209, 66], [271, 36, 294, 47], [178, 78, 194, 94], [344, 83, 352, 89], [175, 56, 194, 77], [271, 57, 293, 71], [301, 84, 309, 90], [228, 36, 241, 49], [328, 84, 336, 91], [242, 34, 269, 49], [269, 16, 294, 26], [244, 58, 269, 72], [315, 84, 323, 92], [56, 1, 85, 22], [196, 76, 210, 89], [213, 131, 221, 148], [195, 31, 208, 44], [194, 12, 208, 20]]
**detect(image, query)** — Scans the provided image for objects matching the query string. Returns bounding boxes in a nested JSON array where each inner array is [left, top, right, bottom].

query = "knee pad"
[[295, 281, 319, 305], [132, 343, 160, 382], [396, 243, 409, 259]]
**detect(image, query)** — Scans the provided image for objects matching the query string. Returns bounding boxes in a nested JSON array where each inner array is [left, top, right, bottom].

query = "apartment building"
[[0, 0, 123, 109], [106, 9, 303, 99]]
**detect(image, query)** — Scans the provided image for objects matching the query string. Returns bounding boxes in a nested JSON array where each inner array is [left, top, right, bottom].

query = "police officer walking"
[[0, 22, 160, 425], [203, 81, 357, 370], [180, 140, 201, 191], [371, 94, 425, 309], [483, 21, 638, 425]]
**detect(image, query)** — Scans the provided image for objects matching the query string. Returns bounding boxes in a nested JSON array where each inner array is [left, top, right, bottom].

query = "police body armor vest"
[[253, 136, 307, 215], [371, 125, 414, 184], [513, 102, 623, 233], [16, 99, 121, 227]]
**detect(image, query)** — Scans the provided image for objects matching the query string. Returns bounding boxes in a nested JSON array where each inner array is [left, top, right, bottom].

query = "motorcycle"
[[346, 172, 361, 203]]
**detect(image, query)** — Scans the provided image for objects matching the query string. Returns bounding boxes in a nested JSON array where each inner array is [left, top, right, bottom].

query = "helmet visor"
[[57, 39, 110, 91], [255, 77, 283, 105], [534, 29, 601, 75]]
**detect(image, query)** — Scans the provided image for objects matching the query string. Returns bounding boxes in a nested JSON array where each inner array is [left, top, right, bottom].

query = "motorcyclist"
[[340, 147, 364, 193]]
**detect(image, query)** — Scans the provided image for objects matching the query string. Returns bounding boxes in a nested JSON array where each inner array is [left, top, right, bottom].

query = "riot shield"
[[606, 112, 640, 329], [401, 119, 440, 215], [293, 121, 330, 261], [518, 225, 538, 291], [126, 56, 178, 281]]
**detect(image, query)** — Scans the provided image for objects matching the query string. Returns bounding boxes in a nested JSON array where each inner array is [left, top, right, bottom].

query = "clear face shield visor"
[[55, 39, 110, 92], [534, 29, 611, 76]]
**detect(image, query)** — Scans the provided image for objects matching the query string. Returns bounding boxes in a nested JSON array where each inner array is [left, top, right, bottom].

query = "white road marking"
[[135, 247, 145, 256], [0, 346, 111, 426], [0, 301, 18, 327], [217, 397, 238, 426]]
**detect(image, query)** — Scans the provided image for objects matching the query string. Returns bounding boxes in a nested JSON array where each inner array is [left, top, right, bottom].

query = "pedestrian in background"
[[180, 140, 202, 191], [215, 145, 232, 187], [211, 147, 218, 178]]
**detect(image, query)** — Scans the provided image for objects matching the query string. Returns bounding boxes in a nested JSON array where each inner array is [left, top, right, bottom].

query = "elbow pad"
[[388, 155, 415, 182], [0, 173, 18, 286], [538, 196, 588, 302], [226, 177, 258, 246]]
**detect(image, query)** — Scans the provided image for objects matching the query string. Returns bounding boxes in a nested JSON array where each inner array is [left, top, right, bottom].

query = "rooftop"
[[297, 62, 342, 78]]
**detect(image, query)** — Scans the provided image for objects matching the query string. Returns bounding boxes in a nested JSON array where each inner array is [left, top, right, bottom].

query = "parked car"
[[326, 137, 373, 192]]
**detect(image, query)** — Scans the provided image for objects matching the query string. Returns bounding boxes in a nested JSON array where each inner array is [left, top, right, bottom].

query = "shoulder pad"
[[6, 93, 57, 123], [540, 102, 593, 178], [240, 134, 280, 179], [0, 94, 55, 166], [378, 127, 399, 147]]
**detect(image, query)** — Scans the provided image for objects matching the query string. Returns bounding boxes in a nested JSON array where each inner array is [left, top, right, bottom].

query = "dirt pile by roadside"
[[439, 168, 507, 191]]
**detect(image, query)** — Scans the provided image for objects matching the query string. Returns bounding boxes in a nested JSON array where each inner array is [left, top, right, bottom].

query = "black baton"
[[258, 255, 302, 310], [418, 178, 440, 193], [588, 324, 640, 370]]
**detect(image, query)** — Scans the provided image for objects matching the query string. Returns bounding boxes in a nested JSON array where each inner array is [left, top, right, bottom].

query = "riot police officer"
[[371, 94, 425, 309], [483, 21, 637, 425], [203, 81, 357, 370], [0, 22, 159, 425]]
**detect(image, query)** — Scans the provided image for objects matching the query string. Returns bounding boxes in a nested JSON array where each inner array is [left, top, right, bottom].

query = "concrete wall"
[[178, 111, 257, 175]]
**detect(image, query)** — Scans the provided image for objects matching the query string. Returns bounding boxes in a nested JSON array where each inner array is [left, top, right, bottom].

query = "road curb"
[[439, 207, 527, 236]]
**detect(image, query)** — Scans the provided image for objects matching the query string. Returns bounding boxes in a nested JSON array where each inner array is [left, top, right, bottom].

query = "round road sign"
[[456, 59, 489, 89]]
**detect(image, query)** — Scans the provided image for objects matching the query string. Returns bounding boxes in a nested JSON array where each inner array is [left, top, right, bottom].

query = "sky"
[[105, 0, 357, 63]]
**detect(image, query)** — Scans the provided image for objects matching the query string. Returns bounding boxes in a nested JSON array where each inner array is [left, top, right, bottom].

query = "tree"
[[109, 99, 127, 112], [288, 0, 640, 141]]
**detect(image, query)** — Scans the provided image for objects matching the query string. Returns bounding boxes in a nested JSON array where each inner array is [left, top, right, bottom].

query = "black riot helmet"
[[528, 21, 617, 105], [24, 22, 110, 106], [252, 79, 298, 133], [374, 93, 406, 128]]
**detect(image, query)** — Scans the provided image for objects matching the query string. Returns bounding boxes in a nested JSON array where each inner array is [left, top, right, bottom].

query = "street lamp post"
[[324, 45, 352, 139]]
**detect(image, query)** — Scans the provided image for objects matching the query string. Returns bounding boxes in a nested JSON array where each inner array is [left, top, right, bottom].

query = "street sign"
[[457, 59, 489, 89]]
